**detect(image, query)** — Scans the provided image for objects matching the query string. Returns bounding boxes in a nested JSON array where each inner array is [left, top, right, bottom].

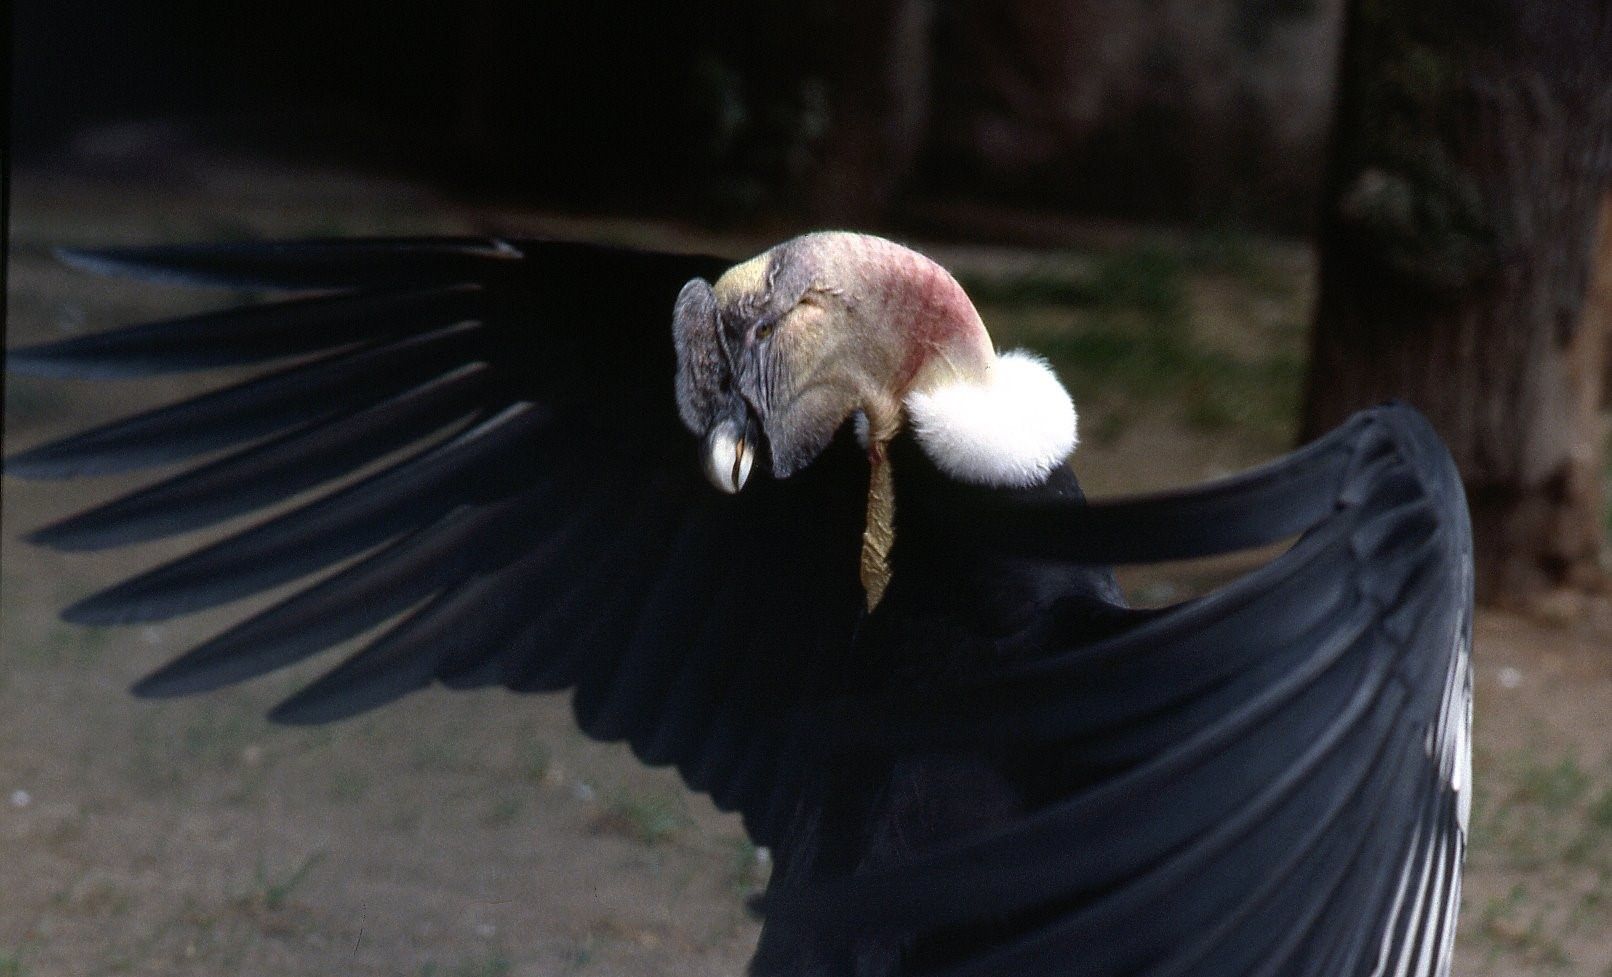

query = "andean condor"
[[5, 232, 1472, 977]]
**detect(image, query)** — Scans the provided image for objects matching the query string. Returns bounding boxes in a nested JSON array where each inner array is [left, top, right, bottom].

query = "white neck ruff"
[[902, 350, 1078, 488]]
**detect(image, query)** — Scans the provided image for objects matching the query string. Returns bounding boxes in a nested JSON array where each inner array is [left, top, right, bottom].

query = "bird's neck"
[[861, 438, 896, 609], [850, 247, 1077, 607], [868, 253, 1075, 491]]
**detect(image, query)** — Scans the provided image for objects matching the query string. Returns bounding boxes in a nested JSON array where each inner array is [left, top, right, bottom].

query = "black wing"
[[9, 239, 1472, 977], [765, 404, 1472, 977], [4, 238, 869, 846]]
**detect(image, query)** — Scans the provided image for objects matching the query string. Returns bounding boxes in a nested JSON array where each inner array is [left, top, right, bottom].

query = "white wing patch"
[[1377, 621, 1472, 977], [904, 350, 1078, 488]]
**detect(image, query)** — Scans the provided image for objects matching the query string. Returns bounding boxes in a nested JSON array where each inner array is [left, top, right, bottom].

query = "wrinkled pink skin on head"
[[811, 233, 994, 399]]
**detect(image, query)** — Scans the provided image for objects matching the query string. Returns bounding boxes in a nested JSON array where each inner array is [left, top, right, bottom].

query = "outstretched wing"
[[767, 403, 1472, 977], [5, 238, 868, 845]]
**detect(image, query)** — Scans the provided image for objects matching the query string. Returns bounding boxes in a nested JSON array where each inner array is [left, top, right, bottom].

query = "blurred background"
[[5, 1, 1612, 975], [12, 0, 1339, 229]]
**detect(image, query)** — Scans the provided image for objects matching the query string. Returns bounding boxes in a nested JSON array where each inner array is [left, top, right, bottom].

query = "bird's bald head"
[[673, 232, 995, 492]]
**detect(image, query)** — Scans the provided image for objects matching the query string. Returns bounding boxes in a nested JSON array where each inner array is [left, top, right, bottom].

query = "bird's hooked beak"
[[701, 401, 762, 494]]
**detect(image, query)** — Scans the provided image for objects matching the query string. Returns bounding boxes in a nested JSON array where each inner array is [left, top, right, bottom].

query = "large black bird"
[[6, 232, 1471, 977]]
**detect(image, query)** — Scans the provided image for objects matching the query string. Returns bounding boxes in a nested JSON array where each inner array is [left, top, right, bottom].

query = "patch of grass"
[[0, 949, 27, 977], [329, 770, 371, 804], [1477, 882, 1528, 931], [292, 725, 336, 753], [483, 793, 524, 827], [1185, 223, 1262, 277], [1590, 787, 1612, 829], [1515, 754, 1593, 810], [1528, 924, 1574, 970], [1085, 245, 1191, 320], [592, 791, 691, 847], [181, 708, 255, 766], [299, 216, 363, 240], [100, 897, 217, 973], [727, 838, 771, 897], [520, 741, 553, 784], [1468, 745, 1612, 970], [1565, 883, 1611, 936], [13, 624, 107, 666], [561, 934, 598, 974], [1560, 825, 1604, 867], [1032, 309, 1302, 448], [976, 242, 1305, 449], [126, 712, 187, 797], [248, 850, 327, 911], [410, 735, 465, 771], [1184, 223, 1300, 298], [1600, 429, 1612, 535], [421, 950, 513, 977], [74, 882, 134, 918], [1476, 882, 1573, 968], [1080, 408, 1131, 446]]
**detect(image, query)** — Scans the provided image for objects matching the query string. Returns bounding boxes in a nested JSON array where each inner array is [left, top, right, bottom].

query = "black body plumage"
[[5, 238, 1472, 977]]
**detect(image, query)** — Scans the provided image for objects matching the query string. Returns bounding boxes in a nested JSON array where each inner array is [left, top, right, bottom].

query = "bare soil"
[[4, 159, 1611, 976]]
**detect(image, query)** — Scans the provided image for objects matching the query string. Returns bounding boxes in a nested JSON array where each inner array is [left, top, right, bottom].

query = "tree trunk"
[[1302, 0, 1612, 605]]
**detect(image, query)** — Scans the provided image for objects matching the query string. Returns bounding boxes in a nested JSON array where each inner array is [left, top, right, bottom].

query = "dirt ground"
[[4, 157, 1612, 976]]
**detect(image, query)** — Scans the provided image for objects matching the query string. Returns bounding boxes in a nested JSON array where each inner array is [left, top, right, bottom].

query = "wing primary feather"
[[5, 284, 485, 377], [265, 510, 619, 725], [27, 363, 492, 550], [265, 482, 614, 724], [572, 501, 722, 741], [131, 484, 551, 697], [59, 403, 547, 624], [565, 486, 700, 728], [493, 486, 655, 693], [433, 495, 628, 692], [55, 238, 525, 290], [5, 322, 485, 479], [496, 479, 672, 693], [631, 544, 749, 766], [266, 581, 497, 724]]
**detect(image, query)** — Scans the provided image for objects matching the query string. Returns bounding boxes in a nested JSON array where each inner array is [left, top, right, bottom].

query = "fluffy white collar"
[[903, 350, 1078, 488]]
